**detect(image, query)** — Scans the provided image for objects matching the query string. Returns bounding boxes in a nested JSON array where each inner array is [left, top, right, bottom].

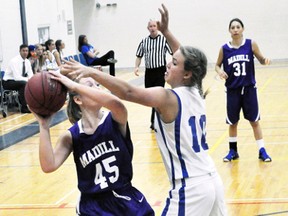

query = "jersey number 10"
[[189, 115, 209, 153]]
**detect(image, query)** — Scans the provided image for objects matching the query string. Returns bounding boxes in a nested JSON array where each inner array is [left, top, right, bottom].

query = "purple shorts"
[[76, 183, 154, 216], [226, 85, 260, 125]]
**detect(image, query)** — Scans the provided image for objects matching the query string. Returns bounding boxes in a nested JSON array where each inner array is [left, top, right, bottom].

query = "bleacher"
[[63, 53, 102, 71], [63, 53, 86, 65]]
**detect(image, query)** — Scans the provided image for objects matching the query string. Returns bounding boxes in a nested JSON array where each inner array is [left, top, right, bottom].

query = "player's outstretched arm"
[[61, 60, 172, 117], [50, 71, 128, 134], [157, 4, 180, 53]]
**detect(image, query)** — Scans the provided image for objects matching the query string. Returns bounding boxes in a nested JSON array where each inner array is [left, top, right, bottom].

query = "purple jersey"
[[222, 39, 256, 89], [69, 111, 133, 195]]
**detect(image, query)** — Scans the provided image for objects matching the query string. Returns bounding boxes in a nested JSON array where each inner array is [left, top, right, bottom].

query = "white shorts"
[[162, 172, 227, 216]]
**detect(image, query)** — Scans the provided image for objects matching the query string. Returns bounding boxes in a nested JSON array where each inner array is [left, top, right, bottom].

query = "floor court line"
[[0, 203, 75, 208], [227, 197, 288, 202], [2, 197, 288, 210], [3, 118, 36, 133], [0, 109, 67, 150], [256, 210, 288, 216], [55, 188, 77, 205], [0, 113, 29, 125]]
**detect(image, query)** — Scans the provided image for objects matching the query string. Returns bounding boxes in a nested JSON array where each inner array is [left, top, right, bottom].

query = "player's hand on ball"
[[61, 59, 102, 81], [25, 72, 67, 117], [49, 71, 77, 91]]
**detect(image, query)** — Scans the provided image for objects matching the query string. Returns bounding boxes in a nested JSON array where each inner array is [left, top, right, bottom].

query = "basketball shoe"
[[223, 149, 239, 162], [259, 147, 272, 162]]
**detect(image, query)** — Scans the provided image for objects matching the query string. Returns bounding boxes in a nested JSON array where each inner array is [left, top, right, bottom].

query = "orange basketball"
[[24, 71, 67, 116]]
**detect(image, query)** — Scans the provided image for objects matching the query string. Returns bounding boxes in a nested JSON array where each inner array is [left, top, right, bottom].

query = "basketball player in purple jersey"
[[61, 4, 227, 216], [32, 73, 154, 215], [215, 18, 272, 162]]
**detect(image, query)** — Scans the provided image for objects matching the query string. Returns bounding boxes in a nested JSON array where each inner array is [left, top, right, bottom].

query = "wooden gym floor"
[[0, 62, 288, 216]]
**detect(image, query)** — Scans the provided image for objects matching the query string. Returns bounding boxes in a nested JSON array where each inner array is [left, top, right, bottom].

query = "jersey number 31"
[[233, 62, 246, 76]]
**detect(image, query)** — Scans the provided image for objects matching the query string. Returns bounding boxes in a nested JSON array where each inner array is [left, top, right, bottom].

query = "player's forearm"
[[161, 29, 180, 53], [39, 127, 56, 173], [215, 65, 222, 74], [89, 68, 135, 101]]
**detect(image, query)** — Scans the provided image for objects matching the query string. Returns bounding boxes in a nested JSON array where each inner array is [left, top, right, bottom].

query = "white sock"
[[256, 139, 264, 149], [229, 137, 237, 142]]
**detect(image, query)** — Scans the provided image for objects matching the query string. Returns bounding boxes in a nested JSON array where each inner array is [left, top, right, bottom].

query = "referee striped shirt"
[[136, 34, 172, 69]]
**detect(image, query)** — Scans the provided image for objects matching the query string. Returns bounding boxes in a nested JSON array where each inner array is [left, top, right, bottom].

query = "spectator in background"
[[56, 39, 65, 63], [45, 39, 61, 70], [78, 35, 117, 76], [134, 19, 172, 130], [27, 45, 38, 74], [41, 43, 46, 51], [2, 44, 33, 113], [41, 50, 50, 71], [34, 44, 49, 72]]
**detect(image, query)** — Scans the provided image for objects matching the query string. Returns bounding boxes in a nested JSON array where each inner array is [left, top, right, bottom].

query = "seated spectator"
[[2, 44, 34, 113], [41, 50, 50, 71], [55, 39, 65, 63], [78, 34, 117, 76], [28, 45, 38, 74], [41, 43, 47, 51], [34, 44, 49, 72], [45, 39, 61, 70]]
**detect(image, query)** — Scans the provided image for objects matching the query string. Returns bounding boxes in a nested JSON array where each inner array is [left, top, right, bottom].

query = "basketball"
[[24, 71, 67, 117]]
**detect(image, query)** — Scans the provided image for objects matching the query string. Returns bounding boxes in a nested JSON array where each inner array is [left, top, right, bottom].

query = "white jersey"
[[46, 49, 59, 70], [154, 86, 216, 182]]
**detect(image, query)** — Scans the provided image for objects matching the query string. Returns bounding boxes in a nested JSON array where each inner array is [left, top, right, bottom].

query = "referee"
[[134, 19, 172, 130]]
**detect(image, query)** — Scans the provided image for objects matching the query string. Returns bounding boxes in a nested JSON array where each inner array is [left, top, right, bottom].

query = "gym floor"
[[0, 62, 288, 215]]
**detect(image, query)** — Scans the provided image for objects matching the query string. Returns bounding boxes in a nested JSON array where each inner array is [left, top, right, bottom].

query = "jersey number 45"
[[94, 156, 119, 189]]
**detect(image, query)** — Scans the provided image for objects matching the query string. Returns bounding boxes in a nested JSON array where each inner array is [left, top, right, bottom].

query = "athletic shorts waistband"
[[81, 182, 132, 200]]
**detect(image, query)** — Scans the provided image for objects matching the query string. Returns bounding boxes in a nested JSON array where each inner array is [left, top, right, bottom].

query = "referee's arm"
[[134, 57, 142, 76], [135, 41, 143, 76]]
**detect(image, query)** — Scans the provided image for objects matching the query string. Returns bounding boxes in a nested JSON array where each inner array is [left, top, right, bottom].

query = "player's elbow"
[[122, 90, 138, 103], [40, 163, 57, 173], [41, 167, 54, 173], [110, 100, 126, 111], [112, 89, 132, 101]]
